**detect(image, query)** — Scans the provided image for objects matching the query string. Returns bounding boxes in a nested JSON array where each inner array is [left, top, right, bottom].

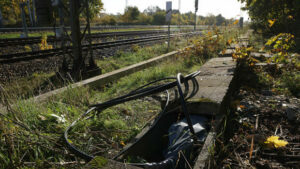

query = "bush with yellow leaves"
[[39, 34, 53, 50], [183, 27, 227, 66], [264, 33, 296, 64], [232, 46, 260, 67]]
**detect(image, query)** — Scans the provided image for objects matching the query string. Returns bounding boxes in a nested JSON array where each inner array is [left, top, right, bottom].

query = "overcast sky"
[[101, 0, 249, 20]]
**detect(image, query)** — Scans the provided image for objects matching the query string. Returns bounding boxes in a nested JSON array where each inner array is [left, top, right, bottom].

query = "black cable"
[[64, 71, 201, 162], [176, 73, 196, 137]]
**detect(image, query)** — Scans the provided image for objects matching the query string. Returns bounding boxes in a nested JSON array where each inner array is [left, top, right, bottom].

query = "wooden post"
[[70, 0, 83, 78]]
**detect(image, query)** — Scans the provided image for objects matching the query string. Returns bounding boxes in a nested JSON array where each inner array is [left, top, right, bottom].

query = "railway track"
[[0, 32, 200, 64], [0, 30, 170, 47], [0, 25, 201, 33]]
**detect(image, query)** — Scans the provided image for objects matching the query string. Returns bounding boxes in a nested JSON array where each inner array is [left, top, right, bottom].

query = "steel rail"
[[0, 32, 200, 64], [0, 25, 201, 33], [0, 30, 169, 47]]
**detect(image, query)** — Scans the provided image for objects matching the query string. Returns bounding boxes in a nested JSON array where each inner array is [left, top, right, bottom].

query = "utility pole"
[[70, 0, 83, 79], [194, 0, 198, 31], [178, 0, 181, 30], [125, 0, 128, 9]]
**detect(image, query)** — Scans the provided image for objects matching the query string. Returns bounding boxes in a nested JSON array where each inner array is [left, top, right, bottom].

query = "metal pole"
[[194, 0, 198, 31], [178, 0, 181, 31], [32, 0, 36, 26], [0, 8, 3, 27], [70, 0, 83, 78], [166, 1, 172, 52], [168, 23, 170, 52], [194, 10, 197, 31], [20, 3, 28, 38], [58, 0, 64, 38], [27, 0, 33, 26]]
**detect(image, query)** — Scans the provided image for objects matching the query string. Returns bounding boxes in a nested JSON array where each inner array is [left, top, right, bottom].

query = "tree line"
[[96, 6, 237, 26], [0, 0, 238, 27]]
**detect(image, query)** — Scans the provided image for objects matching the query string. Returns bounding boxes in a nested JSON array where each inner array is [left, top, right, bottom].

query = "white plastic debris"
[[50, 114, 66, 123]]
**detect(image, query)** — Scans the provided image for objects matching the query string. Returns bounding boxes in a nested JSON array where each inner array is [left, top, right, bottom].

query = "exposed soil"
[[214, 63, 300, 169]]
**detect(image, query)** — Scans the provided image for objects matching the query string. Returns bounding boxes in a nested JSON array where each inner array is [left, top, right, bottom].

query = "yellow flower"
[[264, 136, 288, 148]]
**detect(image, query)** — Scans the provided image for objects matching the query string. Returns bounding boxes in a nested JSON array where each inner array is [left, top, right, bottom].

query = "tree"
[[204, 14, 216, 25], [152, 11, 165, 25], [122, 6, 140, 23], [216, 14, 225, 26], [0, 0, 21, 25], [63, 0, 103, 20], [85, 0, 103, 19], [138, 13, 152, 25], [144, 6, 163, 16], [98, 14, 116, 25], [238, 0, 299, 51], [238, 0, 299, 36]]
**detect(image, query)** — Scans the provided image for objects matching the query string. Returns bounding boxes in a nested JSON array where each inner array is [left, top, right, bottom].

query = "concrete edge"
[[193, 61, 241, 169], [0, 46, 192, 113]]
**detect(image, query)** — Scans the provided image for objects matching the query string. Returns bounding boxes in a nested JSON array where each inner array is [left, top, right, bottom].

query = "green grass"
[[96, 38, 188, 74], [0, 35, 192, 102], [0, 56, 202, 168], [0, 32, 56, 39], [0, 72, 55, 101]]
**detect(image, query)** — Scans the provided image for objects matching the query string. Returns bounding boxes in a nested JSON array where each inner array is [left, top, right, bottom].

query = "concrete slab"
[[250, 52, 273, 58], [187, 57, 235, 106], [186, 57, 237, 169], [219, 49, 235, 57]]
